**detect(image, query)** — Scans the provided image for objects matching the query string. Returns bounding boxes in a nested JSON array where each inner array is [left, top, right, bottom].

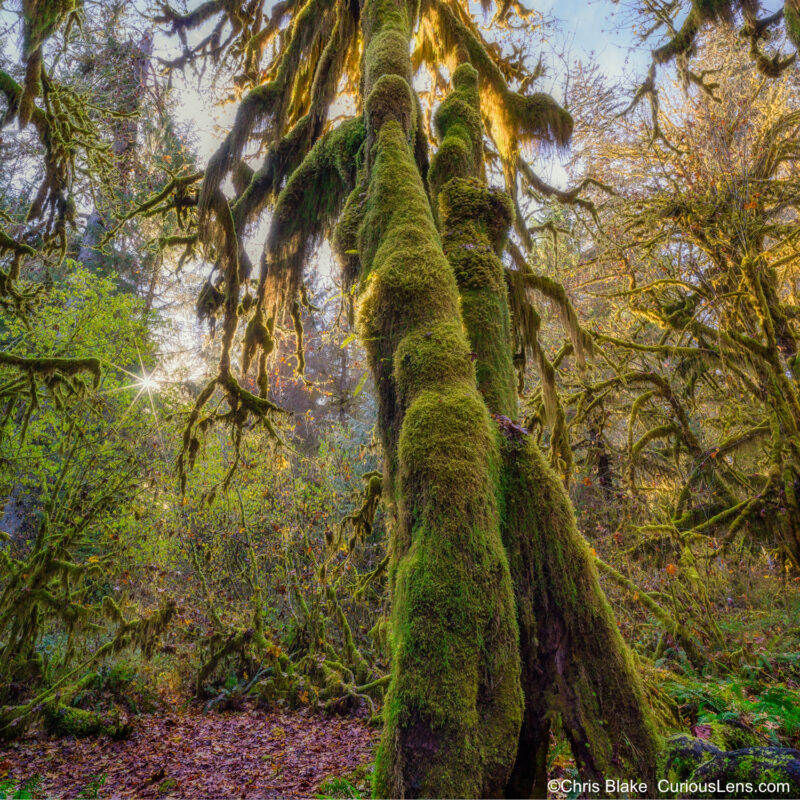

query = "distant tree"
[[569, 30, 800, 571]]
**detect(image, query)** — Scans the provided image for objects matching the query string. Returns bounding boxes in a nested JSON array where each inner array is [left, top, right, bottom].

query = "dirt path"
[[0, 709, 377, 798]]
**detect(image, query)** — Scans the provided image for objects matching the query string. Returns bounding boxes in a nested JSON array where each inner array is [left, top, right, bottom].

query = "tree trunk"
[[429, 62, 661, 798], [350, 1, 523, 796]]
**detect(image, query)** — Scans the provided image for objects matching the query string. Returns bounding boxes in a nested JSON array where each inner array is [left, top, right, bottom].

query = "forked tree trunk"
[[341, 1, 662, 795], [347, 0, 523, 795], [429, 62, 662, 798]]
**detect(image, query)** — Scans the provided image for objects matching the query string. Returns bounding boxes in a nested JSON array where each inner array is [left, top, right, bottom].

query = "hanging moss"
[[690, 0, 733, 20], [263, 116, 365, 311]]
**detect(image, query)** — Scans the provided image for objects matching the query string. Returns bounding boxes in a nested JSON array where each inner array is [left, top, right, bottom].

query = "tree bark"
[[349, 1, 523, 796], [429, 62, 662, 798]]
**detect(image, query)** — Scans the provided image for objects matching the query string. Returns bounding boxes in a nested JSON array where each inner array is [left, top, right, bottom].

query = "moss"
[[502, 90, 574, 149], [438, 177, 516, 417], [393, 320, 474, 407], [658, 735, 721, 786], [375, 389, 521, 798], [357, 15, 523, 788], [427, 66, 518, 419], [22, 0, 77, 55], [357, 120, 461, 466], [427, 64, 483, 206], [268, 117, 365, 255], [500, 436, 662, 795], [690, 0, 733, 20], [689, 747, 800, 798], [262, 117, 365, 312], [43, 704, 126, 739], [365, 74, 415, 137], [361, 0, 415, 91], [709, 720, 764, 751]]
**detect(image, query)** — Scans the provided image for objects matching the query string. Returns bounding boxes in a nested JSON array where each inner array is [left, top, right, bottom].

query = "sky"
[[163, 0, 653, 163]]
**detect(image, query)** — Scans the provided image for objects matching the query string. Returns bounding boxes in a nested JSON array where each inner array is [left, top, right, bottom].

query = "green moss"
[[658, 735, 721, 787], [690, 0, 732, 20], [427, 64, 483, 205], [438, 177, 517, 417], [393, 320, 474, 407], [374, 388, 521, 798], [364, 31, 414, 96], [502, 90, 574, 150], [709, 720, 764, 751], [357, 30, 522, 789], [22, 0, 77, 54], [43, 704, 125, 739], [365, 74, 415, 138], [357, 120, 460, 466], [427, 66, 519, 420], [268, 117, 365, 255], [500, 436, 662, 792], [689, 746, 800, 798]]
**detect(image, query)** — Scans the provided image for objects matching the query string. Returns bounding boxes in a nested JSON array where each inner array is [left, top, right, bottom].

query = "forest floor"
[[0, 709, 377, 798]]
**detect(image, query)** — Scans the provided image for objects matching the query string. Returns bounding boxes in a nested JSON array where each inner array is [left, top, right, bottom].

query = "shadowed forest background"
[[1, 0, 800, 797]]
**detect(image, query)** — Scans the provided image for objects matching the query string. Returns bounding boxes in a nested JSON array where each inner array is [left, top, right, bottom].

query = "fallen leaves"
[[0, 708, 377, 798]]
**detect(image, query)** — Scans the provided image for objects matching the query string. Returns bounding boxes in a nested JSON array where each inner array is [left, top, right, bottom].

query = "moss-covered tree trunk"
[[346, 1, 523, 796], [429, 63, 662, 798]]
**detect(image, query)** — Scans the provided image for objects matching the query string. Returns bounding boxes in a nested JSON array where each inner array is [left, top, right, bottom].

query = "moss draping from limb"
[[594, 557, 706, 667], [18, 0, 80, 126], [259, 116, 365, 316], [0, 600, 175, 740], [416, 0, 572, 165], [0, 69, 110, 273], [197, 0, 340, 218], [0, 352, 101, 446], [334, 471, 383, 552], [190, 0, 360, 472]]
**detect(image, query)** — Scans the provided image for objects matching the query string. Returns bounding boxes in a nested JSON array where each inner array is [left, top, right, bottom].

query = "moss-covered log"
[[659, 735, 800, 799]]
